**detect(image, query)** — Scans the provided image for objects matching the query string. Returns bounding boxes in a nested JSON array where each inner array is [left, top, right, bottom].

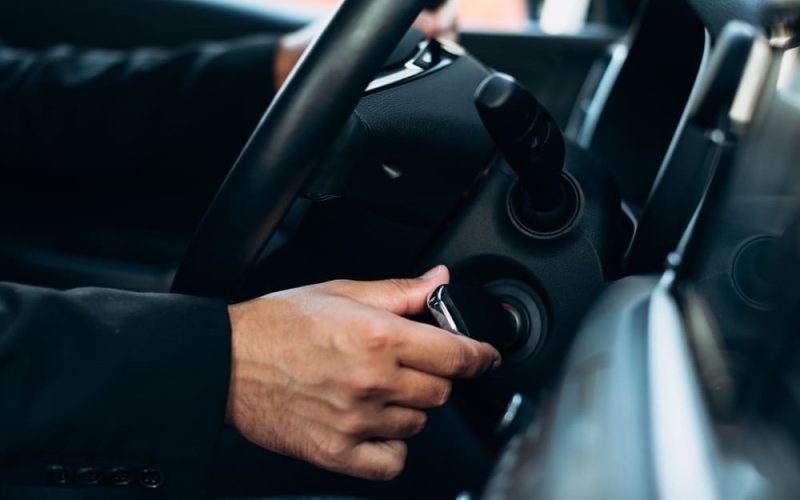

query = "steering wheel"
[[171, 0, 430, 299]]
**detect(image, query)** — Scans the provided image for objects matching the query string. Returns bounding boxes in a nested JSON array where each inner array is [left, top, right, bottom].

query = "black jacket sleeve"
[[0, 35, 277, 173], [0, 282, 233, 499], [0, 36, 278, 224], [0, 37, 276, 497]]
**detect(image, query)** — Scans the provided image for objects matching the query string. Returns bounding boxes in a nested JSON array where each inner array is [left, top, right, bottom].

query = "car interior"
[[1, 0, 800, 498]]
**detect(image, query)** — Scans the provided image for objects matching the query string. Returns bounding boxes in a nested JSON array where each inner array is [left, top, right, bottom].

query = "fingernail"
[[420, 265, 444, 280]]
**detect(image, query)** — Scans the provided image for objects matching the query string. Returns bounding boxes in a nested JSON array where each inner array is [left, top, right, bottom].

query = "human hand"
[[415, 0, 460, 40], [273, 0, 460, 90], [225, 265, 500, 480]]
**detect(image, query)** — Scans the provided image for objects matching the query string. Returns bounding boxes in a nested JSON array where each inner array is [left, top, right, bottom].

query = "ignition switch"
[[428, 282, 545, 359]]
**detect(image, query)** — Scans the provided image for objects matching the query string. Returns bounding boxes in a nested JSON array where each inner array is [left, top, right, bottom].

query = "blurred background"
[[265, 0, 530, 30], [257, 0, 631, 33]]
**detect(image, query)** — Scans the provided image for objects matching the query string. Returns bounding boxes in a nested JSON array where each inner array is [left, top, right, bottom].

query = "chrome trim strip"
[[428, 291, 460, 335], [648, 271, 721, 500], [366, 63, 425, 92], [366, 39, 460, 93]]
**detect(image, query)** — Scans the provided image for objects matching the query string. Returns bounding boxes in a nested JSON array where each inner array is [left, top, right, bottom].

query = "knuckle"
[[386, 278, 412, 310], [391, 410, 426, 438], [377, 462, 405, 481], [346, 370, 390, 399], [319, 436, 352, 469], [299, 311, 324, 335], [340, 412, 368, 435], [381, 446, 408, 480], [386, 278, 412, 295], [363, 456, 406, 481], [362, 328, 392, 351], [447, 347, 471, 375]]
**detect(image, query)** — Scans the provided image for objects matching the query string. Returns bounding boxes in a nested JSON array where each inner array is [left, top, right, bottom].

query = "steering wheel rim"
[[171, 0, 429, 300]]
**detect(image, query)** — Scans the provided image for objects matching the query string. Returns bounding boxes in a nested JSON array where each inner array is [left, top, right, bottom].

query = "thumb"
[[324, 265, 450, 317]]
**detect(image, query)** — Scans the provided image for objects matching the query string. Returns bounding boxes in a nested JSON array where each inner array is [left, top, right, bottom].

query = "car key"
[[427, 284, 527, 354]]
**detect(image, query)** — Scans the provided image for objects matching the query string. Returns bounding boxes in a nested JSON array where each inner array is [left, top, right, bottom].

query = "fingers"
[[333, 294, 500, 378], [391, 320, 501, 378], [387, 369, 452, 409], [360, 406, 428, 440], [414, 0, 459, 39], [344, 440, 408, 481], [321, 265, 450, 316], [319, 267, 500, 378]]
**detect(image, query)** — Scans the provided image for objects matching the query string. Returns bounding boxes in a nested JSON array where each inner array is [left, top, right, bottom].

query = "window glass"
[[257, 0, 528, 31], [258, 0, 629, 33]]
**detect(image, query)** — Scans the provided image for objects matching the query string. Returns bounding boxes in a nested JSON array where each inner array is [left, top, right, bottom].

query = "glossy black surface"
[[172, 0, 430, 298]]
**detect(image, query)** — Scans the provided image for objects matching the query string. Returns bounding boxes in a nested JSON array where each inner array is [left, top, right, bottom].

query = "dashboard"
[[482, 1, 800, 499]]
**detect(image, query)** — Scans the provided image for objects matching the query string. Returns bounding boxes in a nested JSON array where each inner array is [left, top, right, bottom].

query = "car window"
[[261, 0, 632, 33]]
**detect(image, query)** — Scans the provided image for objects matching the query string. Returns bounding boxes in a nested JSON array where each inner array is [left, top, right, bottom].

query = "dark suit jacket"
[[0, 35, 277, 230], [0, 36, 278, 499]]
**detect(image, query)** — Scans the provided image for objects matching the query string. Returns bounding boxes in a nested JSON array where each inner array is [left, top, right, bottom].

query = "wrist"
[[225, 304, 245, 426]]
